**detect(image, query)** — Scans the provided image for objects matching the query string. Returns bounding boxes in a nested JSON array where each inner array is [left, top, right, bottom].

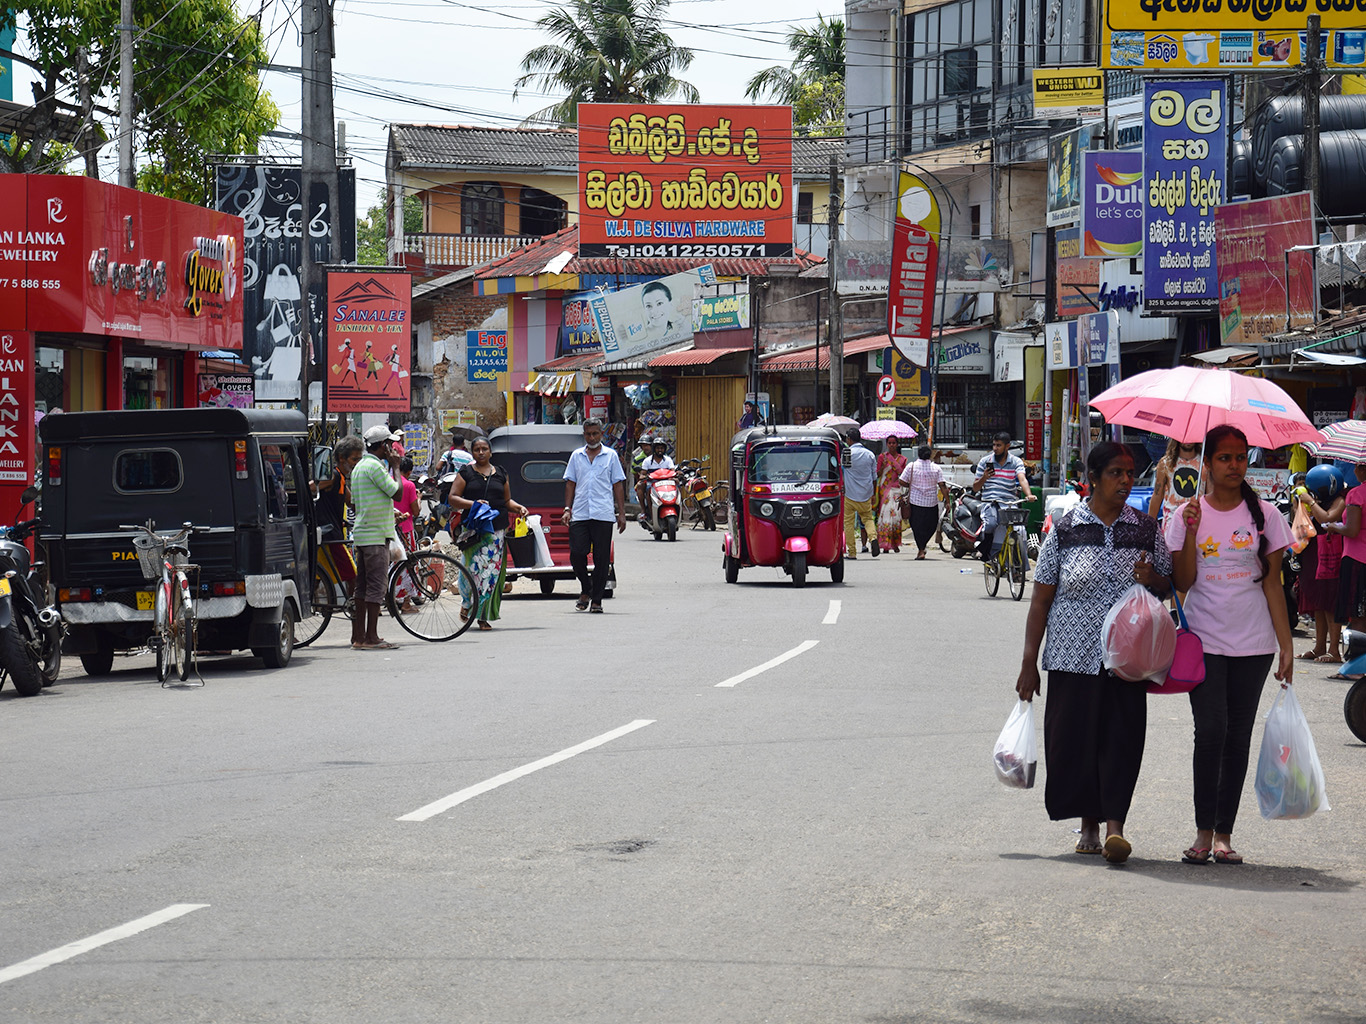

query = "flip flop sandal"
[[575, 596, 590, 611], [1298, 649, 1325, 661], [1213, 849, 1243, 865], [1316, 654, 1344, 663], [1074, 839, 1103, 855], [589, 603, 604, 613], [1102, 835, 1132, 864], [1182, 846, 1212, 864]]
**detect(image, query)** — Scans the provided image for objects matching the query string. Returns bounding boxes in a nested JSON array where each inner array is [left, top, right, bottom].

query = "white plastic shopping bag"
[[993, 700, 1037, 790], [1255, 682, 1330, 820], [1102, 583, 1177, 683], [527, 514, 554, 568]]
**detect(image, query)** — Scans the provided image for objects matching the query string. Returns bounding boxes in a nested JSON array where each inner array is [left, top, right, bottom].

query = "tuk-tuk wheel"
[[539, 579, 555, 596], [80, 639, 115, 678], [791, 553, 807, 588], [724, 554, 739, 584], [1346, 678, 1366, 743], [830, 558, 844, 584], [255, 604, 295, 669]]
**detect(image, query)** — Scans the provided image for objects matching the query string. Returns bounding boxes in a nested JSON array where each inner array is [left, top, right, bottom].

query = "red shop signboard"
[[326, 268, 412, 413], [0, 174, 244, 347]]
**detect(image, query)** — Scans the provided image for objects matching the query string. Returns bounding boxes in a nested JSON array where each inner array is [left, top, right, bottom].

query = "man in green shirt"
[[335, 427, 402, 649]]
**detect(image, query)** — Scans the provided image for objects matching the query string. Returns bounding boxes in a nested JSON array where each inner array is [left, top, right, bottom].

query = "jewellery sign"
[[1101, 0, 1366, 69], [887, 172, 942, 367], [1142, 79, 1228, 315], [0, 174, 243, 346], [577, 104, 793, 259], [326, 268, 412, 413]]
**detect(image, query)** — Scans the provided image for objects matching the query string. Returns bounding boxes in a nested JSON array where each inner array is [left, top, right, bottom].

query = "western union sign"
[[1032, 69, 1106, 118]]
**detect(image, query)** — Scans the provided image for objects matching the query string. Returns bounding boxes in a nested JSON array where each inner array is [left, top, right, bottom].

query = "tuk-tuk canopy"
[[38, 407, 307, 443]]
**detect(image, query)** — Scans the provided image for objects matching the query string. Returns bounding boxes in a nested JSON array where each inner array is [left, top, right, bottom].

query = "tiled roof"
[[391, 124, 842, 179], [391, 125, 579, 171], [475, 225, 824, 281]]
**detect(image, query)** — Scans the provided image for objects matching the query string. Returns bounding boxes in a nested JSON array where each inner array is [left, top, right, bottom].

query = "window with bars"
[[461, 182, 504, 236]]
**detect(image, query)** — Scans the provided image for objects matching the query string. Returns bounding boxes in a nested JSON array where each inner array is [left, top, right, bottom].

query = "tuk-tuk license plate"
[[0, 577, 9, 597], [136, 590, 155, 611]]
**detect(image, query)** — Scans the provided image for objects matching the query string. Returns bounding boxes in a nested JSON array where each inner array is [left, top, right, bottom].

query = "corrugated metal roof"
[[392, 125, 579, 170], [648, 346, 750, 367], [536, 351, 604, 372], [760, 333, 891, 371], [475, 225, 824, 281], [391, 124, 839, 179]]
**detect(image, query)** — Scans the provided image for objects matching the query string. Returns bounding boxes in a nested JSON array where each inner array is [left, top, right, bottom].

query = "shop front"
[[1, 174, 244, 518]]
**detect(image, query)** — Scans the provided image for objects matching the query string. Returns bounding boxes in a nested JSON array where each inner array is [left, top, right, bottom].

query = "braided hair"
[[1204, 425, 1269, 582]]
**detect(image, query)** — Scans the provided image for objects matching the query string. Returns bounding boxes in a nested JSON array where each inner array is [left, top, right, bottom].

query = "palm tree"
[[515, 0, 700, 126], [744, 15, 845, 106]]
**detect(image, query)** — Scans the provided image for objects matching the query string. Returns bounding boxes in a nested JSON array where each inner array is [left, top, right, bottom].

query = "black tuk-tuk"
[[38, 408, 316, 675]]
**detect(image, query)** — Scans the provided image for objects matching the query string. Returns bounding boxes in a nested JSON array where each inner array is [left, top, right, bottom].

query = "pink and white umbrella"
[[1304, 420, 1366, 463], [807, 413, 859, 429], [859, 419, 917, 441], [1091, 366, 1321, 449]]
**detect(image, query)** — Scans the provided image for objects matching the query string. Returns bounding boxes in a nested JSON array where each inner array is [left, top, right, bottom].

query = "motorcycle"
[[940, 484, 980, 559], [638, 467, 682, 542], [0, 486, 63, 697], [677, 456, 719, 531]]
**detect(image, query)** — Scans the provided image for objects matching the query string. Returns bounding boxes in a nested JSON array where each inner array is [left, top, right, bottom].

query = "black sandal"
[[589, 602, 603, 613], [575, 594, 589, 611]]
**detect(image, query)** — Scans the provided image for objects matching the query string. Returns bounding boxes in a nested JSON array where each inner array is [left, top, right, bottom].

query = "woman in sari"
[[450, 438, 527, 631], [875, 435, 909, 553]]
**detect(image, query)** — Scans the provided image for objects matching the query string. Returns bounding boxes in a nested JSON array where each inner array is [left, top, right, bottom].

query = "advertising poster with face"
[[588, 266, 714, 363]]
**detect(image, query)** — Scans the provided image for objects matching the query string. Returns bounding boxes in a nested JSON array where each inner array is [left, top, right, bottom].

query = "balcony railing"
[[391, 233, 539, 269]]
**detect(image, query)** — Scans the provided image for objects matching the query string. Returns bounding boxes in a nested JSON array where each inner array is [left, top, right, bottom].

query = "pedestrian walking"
[[1018, 442, 1173, 864], [899, 444, 949, 559], [393, 457, 419, 550], [1294, 466, 1346, 663], [450, 437, 527, 631], [335, 428, 403, 650], [1324, 462, 1366, 637], [1149, 438, 1204, 521], [1166, 425, 1295, 866], [562, 417, 627, 612], [875, 436, 908, 554], [843, 430, 879, 559]]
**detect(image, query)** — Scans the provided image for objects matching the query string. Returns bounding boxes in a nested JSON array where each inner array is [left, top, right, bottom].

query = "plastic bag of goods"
[[1255, 683, 1330, 820], [993, 700, 1037, 789], [1102, 583, 1177, 683]]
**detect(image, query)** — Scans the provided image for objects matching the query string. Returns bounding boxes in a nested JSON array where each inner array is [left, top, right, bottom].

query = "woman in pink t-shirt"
[[1322, 463, 1366, 633], [1166, 425, 1295, 867]]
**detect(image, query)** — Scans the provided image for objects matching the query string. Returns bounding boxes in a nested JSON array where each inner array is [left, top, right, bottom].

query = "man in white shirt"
[[562, 418, 627, 612], [636, 437, 676, 520], [843, 431, 880, 558]]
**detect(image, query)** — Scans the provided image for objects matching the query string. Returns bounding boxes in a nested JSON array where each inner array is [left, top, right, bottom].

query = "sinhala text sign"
[[577, 104, 793, 259], [1142, 78, 1228, 315], [1214, 191, 1316, 346], [326, 268, 412, 413]]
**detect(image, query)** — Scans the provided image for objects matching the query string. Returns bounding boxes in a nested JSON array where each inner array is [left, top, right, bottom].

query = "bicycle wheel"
[[293, 571, 334, 649], [170, 584, 189, 682], [1007, 534, 1026, 602], [983, 550, 1001, 597], [154, 581, 170, 683], [387, 552, 476, 641], [711, 483, 730, 525]]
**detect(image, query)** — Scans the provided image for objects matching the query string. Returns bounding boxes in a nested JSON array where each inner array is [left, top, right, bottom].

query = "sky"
[[252, 0, 844, 209]]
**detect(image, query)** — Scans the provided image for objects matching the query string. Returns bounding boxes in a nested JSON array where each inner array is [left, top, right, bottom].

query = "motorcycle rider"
[[636, 437, 676, 522], [971, 431, 1034, 558]]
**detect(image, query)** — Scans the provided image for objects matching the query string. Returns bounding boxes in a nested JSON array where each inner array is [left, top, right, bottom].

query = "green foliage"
[[515, 0, 699, 126], [357, 190, 423, 266], [745, 15, 845, 135], [3, 0, 279, 199]]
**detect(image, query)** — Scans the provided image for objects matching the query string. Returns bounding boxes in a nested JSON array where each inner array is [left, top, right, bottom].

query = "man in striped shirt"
[[971, 431, 1034, 557], [336, 427, 402, 649]]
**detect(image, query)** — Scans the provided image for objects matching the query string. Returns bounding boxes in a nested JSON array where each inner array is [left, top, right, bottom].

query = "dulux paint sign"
[[1081, 150, 1143, 258]]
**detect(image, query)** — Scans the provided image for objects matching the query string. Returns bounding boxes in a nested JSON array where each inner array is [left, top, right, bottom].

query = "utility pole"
[[826, 155, 843, 415], [118, 0, 134, 188], [1304, 15, 1322, 215], [301, 0, 340, 420], [76, 47, 98, 177]]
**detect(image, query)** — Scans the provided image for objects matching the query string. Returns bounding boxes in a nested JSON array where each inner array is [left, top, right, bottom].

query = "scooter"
[[0, 486, 63, 697], [1337, 629, 1366, 743], [638, 467, 682, 542], [948, 486, 987, 559], [677, 457, 719, 531]]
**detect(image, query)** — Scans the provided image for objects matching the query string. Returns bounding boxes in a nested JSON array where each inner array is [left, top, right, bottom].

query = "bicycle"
[[295, 539, 480, 646], [982, 499, 1031, 602], [121, 520, 208, 685]]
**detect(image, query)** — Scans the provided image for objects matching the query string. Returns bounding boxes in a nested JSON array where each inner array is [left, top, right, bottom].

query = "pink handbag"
[[1149, 592, 1205, 695]]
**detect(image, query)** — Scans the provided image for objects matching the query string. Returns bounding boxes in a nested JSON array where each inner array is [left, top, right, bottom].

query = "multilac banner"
[[1081, 151, 1143, 258], [589, 265, 715, 363], [577, 104, 793, 259], [325, 268, 412, 413], [1142, 78, 1228, 315], [0, 174, 243, 345], [887, 172, 941, 366], [212, 163, 356, 402], [1215, 191, 1316, 346], [1101, 0, 1366, 70]]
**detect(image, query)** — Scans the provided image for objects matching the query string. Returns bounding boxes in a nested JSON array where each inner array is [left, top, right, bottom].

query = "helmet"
[[1306, 464, 1344, 504], [651, 437, 667, 449], [638, 435, 653, 447]]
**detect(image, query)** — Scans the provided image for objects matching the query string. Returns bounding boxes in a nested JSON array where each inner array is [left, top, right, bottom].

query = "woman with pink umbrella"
[[1166, 425, 1296, 866]]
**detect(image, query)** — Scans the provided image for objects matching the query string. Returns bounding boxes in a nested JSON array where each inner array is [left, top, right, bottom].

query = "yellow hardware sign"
[[1032, 69, 1105, 117]]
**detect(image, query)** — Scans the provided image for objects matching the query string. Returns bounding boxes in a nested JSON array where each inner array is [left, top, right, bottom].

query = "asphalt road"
[[2, 522, 1365, 1023]]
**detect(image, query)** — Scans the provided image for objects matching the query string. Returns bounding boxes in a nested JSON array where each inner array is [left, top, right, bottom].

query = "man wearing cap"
[[336, 426, 403, 649]]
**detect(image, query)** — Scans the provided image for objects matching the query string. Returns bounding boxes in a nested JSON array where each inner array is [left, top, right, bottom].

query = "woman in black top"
[[450, 438, 527, 630]]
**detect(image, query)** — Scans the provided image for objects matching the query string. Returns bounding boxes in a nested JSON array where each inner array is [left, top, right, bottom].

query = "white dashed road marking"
[[822, 600, 841, 625], [715, 640, 820, 688], [398, 719, 656, 821], [0, 904, 210, 985]]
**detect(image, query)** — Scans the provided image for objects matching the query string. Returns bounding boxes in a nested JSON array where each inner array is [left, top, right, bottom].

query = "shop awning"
[[760, 333, 892, 372], [535, 351, 603, 373], [525, 372, 584, 396], [648, 346, 750, 367]]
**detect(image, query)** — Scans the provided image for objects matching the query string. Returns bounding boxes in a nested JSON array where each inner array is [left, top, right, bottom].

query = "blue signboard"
[[466, 329, 508, 383], [560, 292, 603, 355], [1142, 78, 1228, 315]]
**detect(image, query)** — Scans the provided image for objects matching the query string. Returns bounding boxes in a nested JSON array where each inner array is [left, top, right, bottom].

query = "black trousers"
[[1043, 669, 1147, 824], [1189, 653, 1274, 834], [908, 503, 938, 551], [569, 519, 613, 602]]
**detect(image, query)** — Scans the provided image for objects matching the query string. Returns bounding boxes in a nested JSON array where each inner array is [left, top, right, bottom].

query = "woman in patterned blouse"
[[1017, 442, 1173, 864]]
